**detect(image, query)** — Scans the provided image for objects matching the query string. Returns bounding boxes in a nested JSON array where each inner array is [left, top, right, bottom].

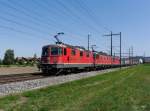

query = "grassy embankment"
[[0, 64, 150, 111]]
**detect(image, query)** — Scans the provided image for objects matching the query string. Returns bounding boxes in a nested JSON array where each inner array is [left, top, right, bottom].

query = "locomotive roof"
[[43, 43, 119, 57], [43, 44, 66, 48], [43, 43, 86, 51]]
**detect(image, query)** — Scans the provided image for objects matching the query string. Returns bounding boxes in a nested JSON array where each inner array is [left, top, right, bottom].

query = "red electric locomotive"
[[40, 33, 120, 74]]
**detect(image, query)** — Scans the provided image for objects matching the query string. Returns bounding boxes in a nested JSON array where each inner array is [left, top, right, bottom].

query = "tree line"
[[0, 49, 38, 66]]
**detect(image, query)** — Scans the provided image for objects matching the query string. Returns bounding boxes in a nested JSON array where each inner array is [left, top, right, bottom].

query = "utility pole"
[[129, 48, 131, 65], [88, 34, 90, 51], [91, 45, 96, 68], [119, 32, 122, 68], [114, 52, 115, 57], [104, 31, 113, 66], [103, 32, 122, 68], [91, 45, 96, 52], [103, 31, 113, 56], [128, 46, 133, 65], [111, 31, 113, 56], [131, 46, 133, 65]]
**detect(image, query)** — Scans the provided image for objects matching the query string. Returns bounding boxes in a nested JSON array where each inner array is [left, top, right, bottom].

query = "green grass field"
[[0, 64, 150, 111]]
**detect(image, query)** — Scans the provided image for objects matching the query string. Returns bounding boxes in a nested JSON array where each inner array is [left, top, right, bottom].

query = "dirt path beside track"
[[0, 66, 40, 75]]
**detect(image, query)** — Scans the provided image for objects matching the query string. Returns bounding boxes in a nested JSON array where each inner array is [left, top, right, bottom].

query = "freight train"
[[40, 33, 121, 74]]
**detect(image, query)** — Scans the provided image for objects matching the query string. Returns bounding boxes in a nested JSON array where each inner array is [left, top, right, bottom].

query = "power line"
[[5, 0, 64, 32], [76, 0, 111, 31], [32, 0, 88, 37], [0, 15, 53, 35], [31, 0, 92, 37], [0, 0, 112, 52], [18, 0, 90, 43], [0, 0, 87, 43], [67, 0, 112, 52], [0, 24, 53, 41], [1, 0, 73, 36], [31, 0, 100, 45], [54, 0, 102, 34], [88, 34, 90, 51]]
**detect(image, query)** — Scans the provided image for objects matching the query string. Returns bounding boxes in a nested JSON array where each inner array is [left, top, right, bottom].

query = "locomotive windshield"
[[51, 47, 62, 55], [42, 47, 49, 56]]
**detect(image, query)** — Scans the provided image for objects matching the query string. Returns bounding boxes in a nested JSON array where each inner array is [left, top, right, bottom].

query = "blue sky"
[[0, 0, 150, 58]]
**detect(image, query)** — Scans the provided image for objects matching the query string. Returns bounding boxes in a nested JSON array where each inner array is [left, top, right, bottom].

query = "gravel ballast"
[[0, 68, 120, 96]]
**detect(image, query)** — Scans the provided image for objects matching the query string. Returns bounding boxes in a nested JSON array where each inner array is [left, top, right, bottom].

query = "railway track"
[[0, 66, 130, 85], [0, 73, 47, 85]]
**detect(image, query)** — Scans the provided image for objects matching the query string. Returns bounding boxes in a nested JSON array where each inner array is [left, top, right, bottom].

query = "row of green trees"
[[0, 49, 37, 66]]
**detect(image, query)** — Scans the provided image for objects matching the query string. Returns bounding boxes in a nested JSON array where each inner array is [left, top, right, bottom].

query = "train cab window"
[[51, 47, 62, 55], [64, 48, 67, 55], [71, 49, 76, 56], [42, 47, 49, 56], [80, 51, 83, 57]]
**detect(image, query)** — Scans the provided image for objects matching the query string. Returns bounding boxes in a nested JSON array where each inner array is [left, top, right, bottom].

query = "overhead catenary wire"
[[77, 0, 111, 31], [16, 0, 90, 43], [0, 0, 114, 53], [54, 0, 110, 51], [53, 0, 103, 34], [65, 0, 112, 51], [0, 15, 53, 36], [6, 0, 102, 38], [4, 0, 111, 34], [0, 0, 82, 42], [4, 0, 65, 32], [28, 0, 96, 44], [31, 0, 88, 38], [43, 0, 99, 37], [0, 24, 55, 42]]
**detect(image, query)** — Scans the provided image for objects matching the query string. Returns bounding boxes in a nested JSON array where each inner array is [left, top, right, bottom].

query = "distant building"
[[15, 57, 40, 64], [133, 56, 144, 64], [143, 57, 150, 63], [121, 56, 144, 65]]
